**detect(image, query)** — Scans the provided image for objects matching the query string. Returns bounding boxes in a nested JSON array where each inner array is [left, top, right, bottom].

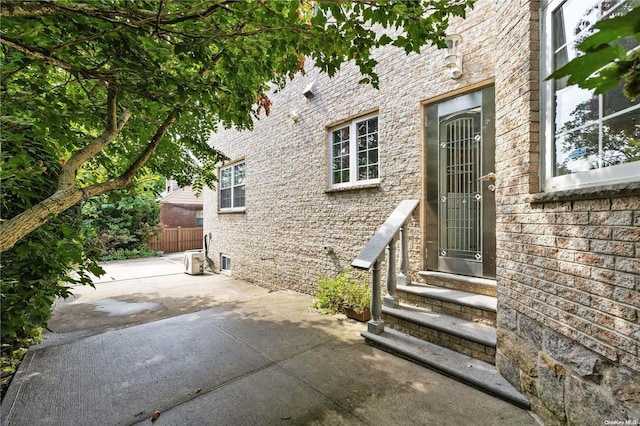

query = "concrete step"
[[362, 328, 530, 410], [418, 271, 497, 297], [397, 284, 497, 327], [382, 304, 496, 364]]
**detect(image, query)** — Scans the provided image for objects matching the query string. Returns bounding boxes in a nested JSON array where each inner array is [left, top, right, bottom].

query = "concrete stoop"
[[418, 271, 497, 297], [397, 284, 497, 327], [363, 271, 529, 409], [382, 304, 497, 364], [362, 328, 530, 410]]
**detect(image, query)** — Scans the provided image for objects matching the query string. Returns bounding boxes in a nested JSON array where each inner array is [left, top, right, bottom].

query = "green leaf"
[[579, 7, 640, 52], [548, 43, 621, 83], [546, 5, 640, 100], [1, 0, 477, 255]]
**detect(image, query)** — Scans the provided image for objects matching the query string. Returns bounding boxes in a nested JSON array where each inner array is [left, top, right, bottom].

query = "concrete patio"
[[1, 255, 538, 425]]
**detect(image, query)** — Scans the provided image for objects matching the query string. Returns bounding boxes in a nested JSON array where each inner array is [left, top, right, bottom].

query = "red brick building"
[[160, 186, 203, 228]]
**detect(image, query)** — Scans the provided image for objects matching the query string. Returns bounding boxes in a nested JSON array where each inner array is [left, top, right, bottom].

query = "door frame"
[[421, 83, 496, 279]]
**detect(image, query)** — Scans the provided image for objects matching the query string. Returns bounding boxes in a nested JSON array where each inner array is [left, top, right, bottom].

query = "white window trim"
[[541, 0, 640, 192], [219, 161, 246, 211], [328, 113, 380, 189]]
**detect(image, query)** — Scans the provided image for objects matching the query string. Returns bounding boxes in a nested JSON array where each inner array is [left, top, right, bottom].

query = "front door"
[[425, 87, 495, 278]]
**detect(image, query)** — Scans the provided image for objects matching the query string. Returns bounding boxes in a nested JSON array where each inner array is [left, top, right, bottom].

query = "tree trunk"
[[1, 189, 84, 253], [0, 177, 130, 253], [1, 104, 181, 254]]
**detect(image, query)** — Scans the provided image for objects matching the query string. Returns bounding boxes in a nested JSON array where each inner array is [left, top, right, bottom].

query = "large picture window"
[[329, 114, 379, 188], [542, 0, 639, 190], [219, 161, 245, 210]]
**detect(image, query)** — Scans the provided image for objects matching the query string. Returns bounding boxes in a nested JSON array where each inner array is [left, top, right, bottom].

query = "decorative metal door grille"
[[438, 112, 481, 261]]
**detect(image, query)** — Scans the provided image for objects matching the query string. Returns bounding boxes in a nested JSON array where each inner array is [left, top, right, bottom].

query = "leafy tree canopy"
[[547, 5, 640, 100], [0, 0, 474, 252]]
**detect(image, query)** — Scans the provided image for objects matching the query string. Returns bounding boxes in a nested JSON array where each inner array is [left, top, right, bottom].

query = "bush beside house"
[[82, 190, 161, 260], [1, 134, 102, 399]]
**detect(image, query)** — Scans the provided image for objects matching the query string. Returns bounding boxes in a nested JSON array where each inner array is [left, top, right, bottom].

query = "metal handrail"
[[351, 200, 419, 270], [351, 199, 419, 335]]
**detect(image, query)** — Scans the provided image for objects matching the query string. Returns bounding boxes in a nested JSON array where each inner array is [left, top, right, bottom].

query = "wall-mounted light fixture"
[[444, 34, 463, 80], [303, 81, 315, 99], [288, 110, 299, 122]]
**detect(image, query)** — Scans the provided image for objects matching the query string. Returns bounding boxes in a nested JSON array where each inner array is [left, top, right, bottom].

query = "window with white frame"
[[219, 161, 245, 210], [542, 0, 640, 190], [329, 114, 379, 188]]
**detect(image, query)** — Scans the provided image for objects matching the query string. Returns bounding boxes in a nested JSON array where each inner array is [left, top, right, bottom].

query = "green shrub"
[[312, 270, 371, 314], [1, 129, 103, 398], [1, 331, 42, 399], [99, 247, 158, 261], [82, 190, 160, 260]]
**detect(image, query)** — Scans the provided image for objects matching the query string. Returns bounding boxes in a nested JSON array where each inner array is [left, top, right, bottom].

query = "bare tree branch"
[[0, 175, 131, 254], [120, 101, 187, 183]]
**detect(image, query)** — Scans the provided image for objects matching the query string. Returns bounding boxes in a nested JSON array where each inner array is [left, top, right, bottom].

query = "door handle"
[[478, 172, 496, 181]]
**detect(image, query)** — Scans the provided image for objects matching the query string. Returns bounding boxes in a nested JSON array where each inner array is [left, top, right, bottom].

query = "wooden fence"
[[147, 227, 203, 253]]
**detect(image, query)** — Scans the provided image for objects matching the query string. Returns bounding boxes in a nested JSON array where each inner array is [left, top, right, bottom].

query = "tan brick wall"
[[204, 1, 497, 293], [399, 290, 497, 327], [383, 313, 496, 364], [494, 1, 640, 424], [204, 1, 640, 423]]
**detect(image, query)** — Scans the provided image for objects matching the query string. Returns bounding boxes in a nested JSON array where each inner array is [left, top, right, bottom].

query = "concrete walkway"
[[1, 256, 538, 425]]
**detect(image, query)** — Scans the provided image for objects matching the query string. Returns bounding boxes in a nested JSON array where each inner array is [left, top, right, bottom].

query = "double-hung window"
[[329, 114, 380, 188], [219, 161, 245, 210], [542, 0, 640, 191]]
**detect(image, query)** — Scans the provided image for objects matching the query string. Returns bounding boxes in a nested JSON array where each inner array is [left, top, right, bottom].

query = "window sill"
[[218, 207, 246, 214], [325, 182, 381, 193], [527, 181, 640, 203]]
